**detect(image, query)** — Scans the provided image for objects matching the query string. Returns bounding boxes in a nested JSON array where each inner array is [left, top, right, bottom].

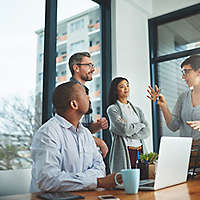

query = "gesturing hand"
[[186, 121, 200, 131], [147, 85, 166, 106]]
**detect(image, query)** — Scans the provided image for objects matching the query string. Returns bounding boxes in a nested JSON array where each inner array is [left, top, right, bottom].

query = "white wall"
[[111, 0, 153, 152], [111, 0, 200, 152], [152, 0, 200, 18]]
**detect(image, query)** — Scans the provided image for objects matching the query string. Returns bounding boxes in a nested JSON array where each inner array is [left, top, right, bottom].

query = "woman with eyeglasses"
[[107, 77, 150, 173], [147, 55, 200, 138]]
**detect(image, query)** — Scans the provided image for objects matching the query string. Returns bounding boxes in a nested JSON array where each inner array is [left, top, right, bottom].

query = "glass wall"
[[157, 58, 188, 137], [58, 0, 102, 138], [149, 4, 200, 151], [157, 14, 200, 137], [35, 0, 102, 138], [0, 1, 45, 170], [158, 14, 200, 56], [0, 0, 111, 171]]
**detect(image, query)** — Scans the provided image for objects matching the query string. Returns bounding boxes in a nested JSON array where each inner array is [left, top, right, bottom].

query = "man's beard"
[[81, 74, 92, 81]]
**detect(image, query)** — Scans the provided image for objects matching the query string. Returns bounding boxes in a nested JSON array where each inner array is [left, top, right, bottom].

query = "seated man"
[[30, 82, 121, 192]]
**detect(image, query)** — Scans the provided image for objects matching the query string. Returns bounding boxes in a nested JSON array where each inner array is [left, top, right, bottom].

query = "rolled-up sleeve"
[[167, 93, 184, 132]]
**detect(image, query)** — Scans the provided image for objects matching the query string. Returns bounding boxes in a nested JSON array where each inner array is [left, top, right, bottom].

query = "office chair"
[[188, 144, 200, 178]]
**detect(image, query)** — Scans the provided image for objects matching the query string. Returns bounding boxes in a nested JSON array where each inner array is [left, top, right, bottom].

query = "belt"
[[128, 146, 142, 151]]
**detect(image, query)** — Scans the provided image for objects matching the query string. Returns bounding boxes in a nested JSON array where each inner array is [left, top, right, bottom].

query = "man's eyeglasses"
[[181, 68, 193, 76], [77, 63, 95, 68]]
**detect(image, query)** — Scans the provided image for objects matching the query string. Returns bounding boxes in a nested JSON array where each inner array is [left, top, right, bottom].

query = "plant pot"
[[137, 163, 149, 180], [148, 164, 155, 179]]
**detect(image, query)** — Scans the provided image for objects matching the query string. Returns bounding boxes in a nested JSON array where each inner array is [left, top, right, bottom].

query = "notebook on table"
[[139, 136, 192, 191]]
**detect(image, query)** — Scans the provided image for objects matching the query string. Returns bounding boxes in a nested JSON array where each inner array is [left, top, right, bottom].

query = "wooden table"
[[1, 177, 200, 200]]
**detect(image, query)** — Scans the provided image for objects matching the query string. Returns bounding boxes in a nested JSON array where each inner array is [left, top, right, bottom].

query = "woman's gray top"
[[107, 101, 150, 173], [167, 89, 200, 140]]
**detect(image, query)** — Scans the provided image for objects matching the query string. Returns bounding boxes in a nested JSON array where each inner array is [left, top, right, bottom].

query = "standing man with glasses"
[[69, 52, 108, 158], [147, 55, 200, 138]]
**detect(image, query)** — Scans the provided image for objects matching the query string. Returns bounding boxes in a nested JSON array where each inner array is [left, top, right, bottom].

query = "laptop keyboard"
[[139, 179, 155, 186], [116, 179, 155, 189]]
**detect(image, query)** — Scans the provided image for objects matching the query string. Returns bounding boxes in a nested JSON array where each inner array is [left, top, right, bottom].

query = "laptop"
[[139, 136, 192, 191]]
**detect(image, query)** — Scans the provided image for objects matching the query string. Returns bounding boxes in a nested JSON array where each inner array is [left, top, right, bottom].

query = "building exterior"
[[35, 6, 102, 137]]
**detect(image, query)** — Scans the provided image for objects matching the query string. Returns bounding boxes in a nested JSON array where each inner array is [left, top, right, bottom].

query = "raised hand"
[[186, 121, 200, 131], [147, 85, 166, 106]]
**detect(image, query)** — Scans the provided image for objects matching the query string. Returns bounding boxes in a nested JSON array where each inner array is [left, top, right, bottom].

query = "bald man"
[[30, 82, 121, 192]]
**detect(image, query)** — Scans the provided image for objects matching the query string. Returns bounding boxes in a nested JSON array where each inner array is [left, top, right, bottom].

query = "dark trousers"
[[128, 146, 143, 168]]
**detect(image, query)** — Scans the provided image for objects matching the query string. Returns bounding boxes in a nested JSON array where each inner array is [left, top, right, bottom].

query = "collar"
[[55, 114, 84, 130], [70, 77, 89, 95], [116, 100, 138, 116], [117, 99, 129, 106]]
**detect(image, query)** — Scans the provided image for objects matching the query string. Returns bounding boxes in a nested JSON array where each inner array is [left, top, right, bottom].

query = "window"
[[70, 19, 84, 33], [70, 40, 85, 54], [0, 0, 111, 172], [33, 0, 112, 173], [0, 0, 45, 170], [157, 14, 200, 56], [157, 58, 188, 137], [56, 0, 103, 138], [149, 4, 200, 151]]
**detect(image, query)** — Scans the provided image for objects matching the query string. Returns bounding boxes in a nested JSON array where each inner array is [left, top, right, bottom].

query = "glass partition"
[[56, 0, 102, 137], [157, 58, 188, 137], [158, 14, 200, 56]]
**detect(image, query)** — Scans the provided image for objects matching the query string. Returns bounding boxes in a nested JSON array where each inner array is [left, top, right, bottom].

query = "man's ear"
[[70, 100, 78, 110], [73, 64, 79, 73]]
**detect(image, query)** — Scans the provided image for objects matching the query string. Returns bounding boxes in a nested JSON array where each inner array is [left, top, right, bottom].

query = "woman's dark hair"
[[181, 55, 200, 71], [108, 77, 129, 106]]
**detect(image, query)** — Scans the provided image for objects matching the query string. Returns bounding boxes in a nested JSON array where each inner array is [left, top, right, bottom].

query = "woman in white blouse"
[[107, 77, 150, 173]]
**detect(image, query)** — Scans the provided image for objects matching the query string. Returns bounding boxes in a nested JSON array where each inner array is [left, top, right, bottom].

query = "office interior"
[[0, 0, 200, 196]]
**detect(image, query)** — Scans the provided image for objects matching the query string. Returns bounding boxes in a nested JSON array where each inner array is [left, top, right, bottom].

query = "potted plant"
[[138, 152, 158, 179]]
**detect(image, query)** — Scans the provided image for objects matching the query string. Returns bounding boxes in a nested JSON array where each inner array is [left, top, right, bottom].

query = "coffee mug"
[[115, 169, 140, 194]]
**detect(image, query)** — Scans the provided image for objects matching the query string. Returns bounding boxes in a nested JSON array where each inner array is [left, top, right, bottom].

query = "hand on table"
[[97, 173, 123, 189]]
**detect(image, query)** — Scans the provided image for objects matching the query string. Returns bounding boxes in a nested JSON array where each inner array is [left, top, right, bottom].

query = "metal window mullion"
[[42, 0, 57, 124]]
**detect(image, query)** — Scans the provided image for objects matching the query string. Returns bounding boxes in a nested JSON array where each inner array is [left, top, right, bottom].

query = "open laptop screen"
[[140, 136, 192, 191]]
